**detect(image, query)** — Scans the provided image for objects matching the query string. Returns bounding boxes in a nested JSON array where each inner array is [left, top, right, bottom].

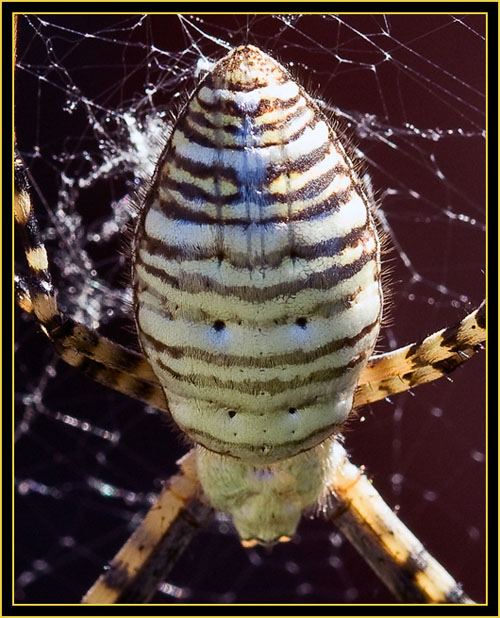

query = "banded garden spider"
[[13, 13, 486, 600], [14, 155, 486, 604]]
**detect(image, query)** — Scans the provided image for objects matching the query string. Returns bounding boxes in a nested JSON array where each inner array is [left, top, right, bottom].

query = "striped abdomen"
[[133, 45, 382, 465]]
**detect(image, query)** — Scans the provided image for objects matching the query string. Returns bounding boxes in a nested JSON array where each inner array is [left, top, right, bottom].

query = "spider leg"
[[17, 271, 167, 411], [325, 442, 474, 603], [82, 450, 213, 604], [50, 318, 158, 384], [58, 347, 168, 412], [355, 302, 485, 407], [15, 152, 59, 330], [15, 153, 162, 392]]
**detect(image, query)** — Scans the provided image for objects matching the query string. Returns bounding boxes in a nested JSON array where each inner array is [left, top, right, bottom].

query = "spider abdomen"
[[134, 45, 382, 463], [133, 45, 382, 542]]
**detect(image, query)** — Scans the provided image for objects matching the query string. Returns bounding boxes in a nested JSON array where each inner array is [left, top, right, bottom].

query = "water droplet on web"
[[423, 490, 437, 502], [470, 450, 485, 463], [329, 532, 343, 547], [296, 582, 313, 596], [468, 526, 480, 540]]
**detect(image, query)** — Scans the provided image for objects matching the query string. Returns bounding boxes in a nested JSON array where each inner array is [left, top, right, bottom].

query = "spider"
[[15, 27, 486, 605], [14, 174, 486, 603]]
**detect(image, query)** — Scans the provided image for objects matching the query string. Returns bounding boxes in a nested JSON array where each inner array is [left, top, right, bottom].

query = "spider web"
[[14, 13, 486, 604]]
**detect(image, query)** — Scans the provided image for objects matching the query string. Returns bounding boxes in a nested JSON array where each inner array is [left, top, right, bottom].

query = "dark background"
[[14, 13, 487, 604]]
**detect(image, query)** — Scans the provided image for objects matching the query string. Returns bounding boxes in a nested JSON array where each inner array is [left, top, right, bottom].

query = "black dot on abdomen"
[[213, 320, 226, 332]]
